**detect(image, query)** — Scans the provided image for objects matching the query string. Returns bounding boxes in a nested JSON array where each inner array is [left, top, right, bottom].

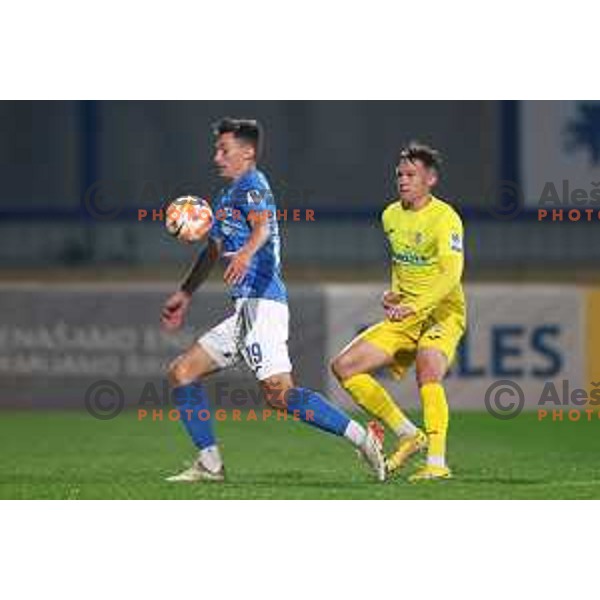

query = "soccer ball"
[[165, 196, 214, 243]]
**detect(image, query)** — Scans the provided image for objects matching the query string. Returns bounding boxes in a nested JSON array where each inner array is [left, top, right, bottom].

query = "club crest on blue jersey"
[[247, 189, 265, 205]]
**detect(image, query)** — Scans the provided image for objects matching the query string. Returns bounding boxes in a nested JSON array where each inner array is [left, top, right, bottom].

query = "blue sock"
[[286, 387, 350, 436], [173, 383, 216, 450]]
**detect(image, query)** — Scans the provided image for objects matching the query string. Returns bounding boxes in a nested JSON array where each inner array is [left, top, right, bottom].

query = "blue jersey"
[[209, 168, 287, 303]]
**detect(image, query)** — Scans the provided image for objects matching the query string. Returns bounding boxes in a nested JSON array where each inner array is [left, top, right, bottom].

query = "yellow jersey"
[[381, 195, 466, 320]]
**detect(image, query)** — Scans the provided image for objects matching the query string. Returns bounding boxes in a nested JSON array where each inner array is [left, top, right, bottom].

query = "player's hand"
[[160, 291, 192, 332], [385, 304, 415, 322], [223, 250, 251, 286], [381, 290, 402, 310], [178, 228, 198, 244]]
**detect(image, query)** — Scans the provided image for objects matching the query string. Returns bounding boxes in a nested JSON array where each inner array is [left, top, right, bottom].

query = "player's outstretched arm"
[[180, 237, 222, 295], [160, 238, 221, 331]]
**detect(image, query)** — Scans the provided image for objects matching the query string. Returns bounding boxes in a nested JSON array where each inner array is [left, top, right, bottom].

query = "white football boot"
[[165, 459, 225, 483], [358, 427, 386, 482]]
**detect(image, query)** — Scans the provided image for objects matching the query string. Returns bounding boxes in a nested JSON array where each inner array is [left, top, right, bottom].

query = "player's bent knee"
[[416, 350, 448, 387], [167, 344, 220, 387], [261, 374, 293, 409], [416, 362, 445, 386], [167, 359, 187, 387], [332, 340, 392, 382], [330, 354, 356, 381], [329, 356, 342, 379], [168, 356, 202, 387]]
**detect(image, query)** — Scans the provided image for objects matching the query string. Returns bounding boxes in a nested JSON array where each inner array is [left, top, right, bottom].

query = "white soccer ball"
[[165, 196, 214, 243]]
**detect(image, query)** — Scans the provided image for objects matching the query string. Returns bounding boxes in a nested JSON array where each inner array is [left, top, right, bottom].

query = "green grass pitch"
[[1, 409, 599, 499]]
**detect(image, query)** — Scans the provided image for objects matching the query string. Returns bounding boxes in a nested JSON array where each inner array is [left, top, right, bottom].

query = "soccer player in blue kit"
[[161, 118, 385, 482]]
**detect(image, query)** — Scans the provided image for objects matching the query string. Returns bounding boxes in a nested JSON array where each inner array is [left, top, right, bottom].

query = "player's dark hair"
[[213, 117, 263, 160], [397, 142, 442, 173]]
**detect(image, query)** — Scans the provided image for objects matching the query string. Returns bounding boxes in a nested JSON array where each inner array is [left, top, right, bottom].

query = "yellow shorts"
[[359, 311, 465, 379]]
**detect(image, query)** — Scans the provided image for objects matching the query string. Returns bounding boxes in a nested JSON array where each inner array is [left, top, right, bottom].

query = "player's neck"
[[402, 194, 433, 211], [229, 163, 257, 182]]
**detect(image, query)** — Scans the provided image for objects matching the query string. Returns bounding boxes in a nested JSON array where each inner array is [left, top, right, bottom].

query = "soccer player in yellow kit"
[[331, 143, 466, 481]]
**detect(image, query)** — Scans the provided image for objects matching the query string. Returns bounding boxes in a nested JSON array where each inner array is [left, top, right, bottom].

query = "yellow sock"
[[342, 374, 417, 437], [420, 382, 449, 466]]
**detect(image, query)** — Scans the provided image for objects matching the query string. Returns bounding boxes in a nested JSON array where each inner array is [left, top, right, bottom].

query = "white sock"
[[199, 445, 223, 473], [393, 419, 418, 439], [344, 420, 366, 447]]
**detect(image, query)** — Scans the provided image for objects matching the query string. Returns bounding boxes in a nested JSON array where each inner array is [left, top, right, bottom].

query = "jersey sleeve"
[[409, 209, 464, 314], [381, 206, 389, 230], [381, 206, 398, 289], [381, 204, 394, 237]]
